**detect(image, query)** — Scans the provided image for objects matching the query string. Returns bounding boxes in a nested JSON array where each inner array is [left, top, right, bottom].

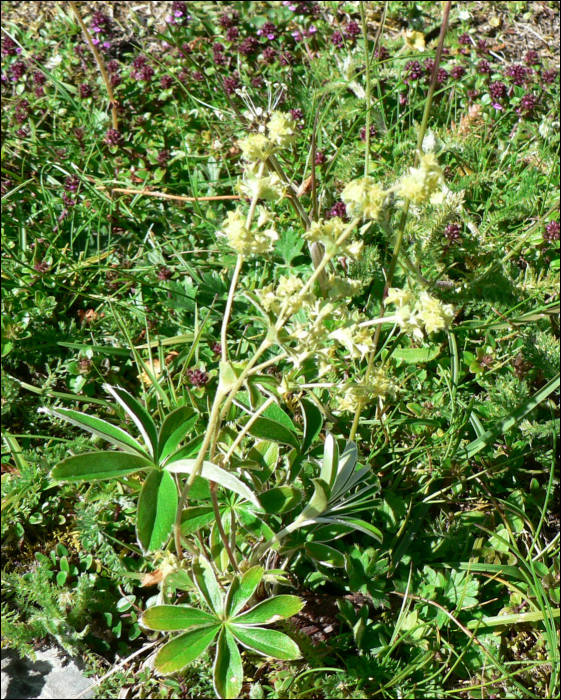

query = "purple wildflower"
[[327, 201, 347, 219], [110, 73, 122, 87], [360, 125, 377, 141], [278, 52, 295, 66], [405, 60, 423, 81], [450, 64, 466, 80], [225, 27, 239, 42], [132, 54, 147, 70], [330, 30, 344, 49], [137, 65, 155, 81], [437, 68, 449, 84], [424, 58, 436, 75], [213, 51, 227, 66], [106, 59, 120, 73], [160, 75, 173, 89], [91, 11, 111, 33], [104, 128, 123, 146], [443, 222, 462, 244], [238, 36, 260, 56], [33, 70, 46, 85], [262, 46, 277, 64], [192, 70, 205, 82], [344, 21, 361, 38], [223, 74, 240, 95], [517, 93, 538, 116], [187, 368, 210, 387], [257, 22, 277, 41], [290, 108, 304, 121], [251, 76, 264, 87], [541, 69, 557, 85], [375, 46, 390, 61], [74, 127, 85, 142], [62, 192, 76, 207], [543, 221, 560, 242], [64, 175, 80, 192], [314, 150, 326, 165], [157, 149, 171, 167], [157, 266, 173, 280], [79, 83, 93, 98], [476, 59, 491, 75], [476, 39, 489, 54], [524, 50, 540, 66], [10, 61, 26, 81], [2, 36, 20, 56], [505, 64, 527, 86], [458, 33, 471, 46], [489, 81, 507, 100]]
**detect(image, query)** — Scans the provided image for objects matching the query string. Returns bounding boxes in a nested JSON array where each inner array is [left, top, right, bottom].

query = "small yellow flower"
[[326, 275, 362, 300], [341, 177, 387, 220], [220, 207, 278, 255]]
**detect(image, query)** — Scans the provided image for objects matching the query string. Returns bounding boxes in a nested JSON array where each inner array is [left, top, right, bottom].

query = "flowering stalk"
[[349, 0, 452, 441], [68, 1, 118, 130], [359, 2, 372, 176]]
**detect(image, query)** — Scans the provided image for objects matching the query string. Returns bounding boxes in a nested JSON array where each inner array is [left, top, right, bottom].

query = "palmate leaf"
[[143, 561, 303, 699]]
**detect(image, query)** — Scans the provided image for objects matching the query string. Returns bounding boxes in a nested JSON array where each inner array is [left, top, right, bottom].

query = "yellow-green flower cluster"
[[259, 274, 315, 316], [395, 152, 443, 205], [219, 207, 278, 255], [267, 110, 298, 148], [285, 301, 337, 367], [238, 133, 276, 162], [384, 287, 455, 336], [237, 110, 298, 163], [338, 367, 396, 412], [329, 309, 375, 359], [326, 274, 362, 301], [341, 177, 388, 221], [236, 167, 285, 201], [305, 217, 363, 258]]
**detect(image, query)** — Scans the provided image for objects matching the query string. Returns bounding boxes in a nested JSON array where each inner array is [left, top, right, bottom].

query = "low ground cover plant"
[[2, 1, 559, 698]]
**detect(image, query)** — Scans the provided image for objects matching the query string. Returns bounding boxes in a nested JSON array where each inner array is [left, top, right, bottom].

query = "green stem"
[[210, 481, 240, 573], [221, 254, 244, 364]]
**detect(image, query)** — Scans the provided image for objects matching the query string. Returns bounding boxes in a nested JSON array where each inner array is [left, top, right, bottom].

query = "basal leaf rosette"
[[141, 560, 304, 699]]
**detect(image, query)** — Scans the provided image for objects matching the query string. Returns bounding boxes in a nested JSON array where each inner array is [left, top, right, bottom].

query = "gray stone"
[[1, 647, 93, 700]]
